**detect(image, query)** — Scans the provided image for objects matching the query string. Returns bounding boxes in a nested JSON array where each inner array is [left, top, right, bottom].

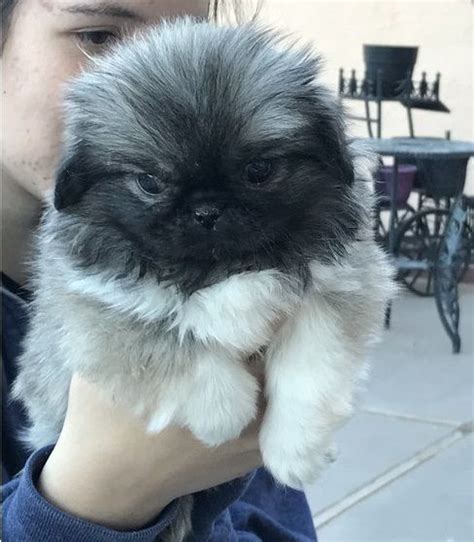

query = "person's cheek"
[[13, 68, 85, 199], [3, 13, 90, 199]]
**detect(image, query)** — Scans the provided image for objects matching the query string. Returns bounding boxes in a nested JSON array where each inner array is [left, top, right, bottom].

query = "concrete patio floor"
[[305, 284, 474, 542]]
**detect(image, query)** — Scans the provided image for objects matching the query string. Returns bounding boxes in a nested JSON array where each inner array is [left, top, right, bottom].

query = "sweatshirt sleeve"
[[1, 446, 179, 542]]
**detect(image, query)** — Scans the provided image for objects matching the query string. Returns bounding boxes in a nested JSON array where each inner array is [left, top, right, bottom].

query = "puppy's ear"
[[296, 53, 354, 185], [54, 148, 96, 211], [335, 129, 355, 186], [319, 104, 355, 186]]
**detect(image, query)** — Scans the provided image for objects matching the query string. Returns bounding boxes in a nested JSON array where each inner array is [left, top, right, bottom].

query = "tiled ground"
[[305, 284, 474, 542]]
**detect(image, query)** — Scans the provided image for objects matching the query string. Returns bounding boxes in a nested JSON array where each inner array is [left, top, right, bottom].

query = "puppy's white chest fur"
[[67, 266, 301, 354], [171, 269, 301, 350]]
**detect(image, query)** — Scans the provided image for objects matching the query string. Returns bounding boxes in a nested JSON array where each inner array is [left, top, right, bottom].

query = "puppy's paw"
[[185, 371, 259, 447], [146, 409, 175, 434], [187, 407, 255, 447], [260, 424, 332, 489], [187, 394, 257, 447], [260, 445, 329, 489], [324, 441, 339, 464]]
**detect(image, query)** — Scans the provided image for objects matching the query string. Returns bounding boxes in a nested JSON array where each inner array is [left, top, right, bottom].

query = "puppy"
[[13, 18, 394, 540]]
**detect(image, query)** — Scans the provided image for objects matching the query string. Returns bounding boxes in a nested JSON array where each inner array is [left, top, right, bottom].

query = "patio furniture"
[[339, 45, 449, 138], [393, 205, 471, 297], [356, 136, 474, 353], [389, 136, 471, 296], [434, 196, 474, 353]]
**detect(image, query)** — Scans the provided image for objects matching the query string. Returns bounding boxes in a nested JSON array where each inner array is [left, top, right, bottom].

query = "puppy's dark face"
[[54, 19, 361, 293]]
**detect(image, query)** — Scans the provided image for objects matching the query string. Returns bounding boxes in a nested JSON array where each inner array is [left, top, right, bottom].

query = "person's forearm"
[[37, 388, 177, 531], [2, 446, 180, 542], [38, 440, 172, 530]]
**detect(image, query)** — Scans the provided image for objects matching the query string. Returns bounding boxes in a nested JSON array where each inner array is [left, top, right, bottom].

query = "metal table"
[[356, 137, 474, 352]]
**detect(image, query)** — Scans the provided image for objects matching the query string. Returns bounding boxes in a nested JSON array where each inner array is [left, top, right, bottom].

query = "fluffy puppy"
[[13, 18, 394, 539]]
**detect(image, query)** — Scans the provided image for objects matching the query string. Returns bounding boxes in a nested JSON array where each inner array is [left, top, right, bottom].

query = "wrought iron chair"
[[434, 196, 474, 352]]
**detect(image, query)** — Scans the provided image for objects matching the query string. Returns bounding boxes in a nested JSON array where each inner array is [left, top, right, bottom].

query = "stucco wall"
[[258, 0, 473, 192]]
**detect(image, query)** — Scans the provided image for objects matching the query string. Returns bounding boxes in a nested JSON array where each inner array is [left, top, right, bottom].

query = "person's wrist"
[[37, 374, 180, 529], [38, 420, 176, 530]]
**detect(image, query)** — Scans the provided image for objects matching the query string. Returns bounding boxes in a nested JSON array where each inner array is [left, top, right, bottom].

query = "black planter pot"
[[363, 45, 418, 98]]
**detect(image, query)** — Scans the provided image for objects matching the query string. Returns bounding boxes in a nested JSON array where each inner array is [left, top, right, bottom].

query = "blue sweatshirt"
[[1, 274, 318, 541]]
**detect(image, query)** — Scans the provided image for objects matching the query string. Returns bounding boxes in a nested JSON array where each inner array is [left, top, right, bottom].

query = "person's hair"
[[1, 1, 261, 51], [1, 0, 17, 50], [209, 0, 261, 24]]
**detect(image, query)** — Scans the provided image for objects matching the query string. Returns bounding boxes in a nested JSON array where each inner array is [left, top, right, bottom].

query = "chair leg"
[[407, 106, 415, 138], [376, 100, 382, 138], [365, 99, 374, 138], [384, 301, 392, 329], [434, 197, 467, 354]]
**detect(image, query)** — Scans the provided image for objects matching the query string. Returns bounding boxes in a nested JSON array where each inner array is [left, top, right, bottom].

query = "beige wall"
[[258, 0, 474, 192]]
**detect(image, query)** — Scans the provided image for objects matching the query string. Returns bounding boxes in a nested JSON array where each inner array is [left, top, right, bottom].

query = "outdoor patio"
[[304, 283, 474, 542]]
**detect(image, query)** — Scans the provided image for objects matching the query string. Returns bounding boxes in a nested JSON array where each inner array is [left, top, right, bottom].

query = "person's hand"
[[38, 368, 265, 531]]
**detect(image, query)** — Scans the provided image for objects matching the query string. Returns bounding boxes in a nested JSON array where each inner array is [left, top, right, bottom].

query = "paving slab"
[[318, 434, 474, 542], [364, 286, 474, 424], [304, 286, 473, 540], [305, 412, 451, 516]]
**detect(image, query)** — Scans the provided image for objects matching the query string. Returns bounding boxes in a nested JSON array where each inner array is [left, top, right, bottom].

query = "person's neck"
[[1, 169, 42, 286]]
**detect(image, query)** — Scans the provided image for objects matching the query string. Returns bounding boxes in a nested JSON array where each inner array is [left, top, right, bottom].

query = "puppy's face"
[[54, 19, 361, 293]]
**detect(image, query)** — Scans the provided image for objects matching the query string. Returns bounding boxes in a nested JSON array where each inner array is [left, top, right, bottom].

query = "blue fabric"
[[2, 274, 31, 480], [1, 273, 317, 541]]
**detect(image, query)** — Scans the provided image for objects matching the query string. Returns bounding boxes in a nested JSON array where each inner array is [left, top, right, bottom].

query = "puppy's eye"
[[136, 174, 161, 196], [245, 160, 273, 184]]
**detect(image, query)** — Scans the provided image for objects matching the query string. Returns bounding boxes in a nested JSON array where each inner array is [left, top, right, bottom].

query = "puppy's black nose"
[[194, 204, 221, 230]]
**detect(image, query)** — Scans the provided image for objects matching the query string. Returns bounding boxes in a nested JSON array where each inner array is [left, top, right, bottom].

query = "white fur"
[[147, 347, 259, 445]]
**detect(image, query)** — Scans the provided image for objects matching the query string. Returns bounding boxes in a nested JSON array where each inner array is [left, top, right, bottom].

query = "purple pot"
[[375, 164, 417, 206]]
